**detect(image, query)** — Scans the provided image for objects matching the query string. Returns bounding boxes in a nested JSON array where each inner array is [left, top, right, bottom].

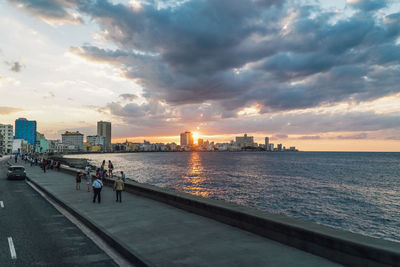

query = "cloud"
[[337, 133, 368, 139], [298, 135, 321, 140], [0, 106, 23, 115], [5, 61, 24, 72], [7, 0, 400, 138], [6, 0, 83, 25], [347, 0, 388, 12], [119, 93, 138, 101]]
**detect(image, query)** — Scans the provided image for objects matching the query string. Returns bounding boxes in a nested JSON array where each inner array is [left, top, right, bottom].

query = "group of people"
[[15, 154, 61, 173], [75, 160, 127, 204]]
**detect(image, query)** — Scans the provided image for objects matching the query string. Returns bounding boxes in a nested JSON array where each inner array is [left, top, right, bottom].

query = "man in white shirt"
[[92, 177, 103, 203]]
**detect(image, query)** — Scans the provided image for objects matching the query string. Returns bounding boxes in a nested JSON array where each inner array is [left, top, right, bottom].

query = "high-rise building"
[[15, 118, 37, 148], [0, 124, 13, 154], [62, 131, 84, 151], [265, 137, 269, 151], [180, 131, 193, 147], [97, 121, 112, 152], [235, 133, 254, 148], [277, 143, 283, 151]]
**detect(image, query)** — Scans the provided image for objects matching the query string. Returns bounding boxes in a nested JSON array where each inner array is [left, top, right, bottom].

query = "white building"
[[12, 139, 31, 154], [61, 131, 84, 151], [87, 135, 106, 150], [0, 124, 13, 154]]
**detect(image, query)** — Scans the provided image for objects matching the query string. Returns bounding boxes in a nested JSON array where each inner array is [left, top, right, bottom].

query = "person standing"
[[92, 177, 103, 203], [76, 172, 82, 190], [108, 160, 114, 178], [101, 160, 105, 171], [113, 176, 124, 203], [14, 154, 17, 163], [85, 165, 91, 192], [120, 171, 126, 183]]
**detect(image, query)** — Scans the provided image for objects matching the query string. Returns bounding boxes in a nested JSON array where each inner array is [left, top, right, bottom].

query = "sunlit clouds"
[[1, 0, 400, 151]]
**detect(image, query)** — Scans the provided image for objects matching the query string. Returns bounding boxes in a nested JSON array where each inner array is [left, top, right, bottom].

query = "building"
[[265, 137, 270, 151], [12, 139, 32, 154], [61, 131, 84, 151], [269, 143, 274, 151], [198, 138, 204, 145], [0, 124, 13, 154], [0, 133, 3, 154], [180, 131, 193, 147], [15, 118, 37, 149], [277, 143, 283, 151], [235, 133, 255, 148], [97, 121, 112, 152], [87, 135, 106, 151]]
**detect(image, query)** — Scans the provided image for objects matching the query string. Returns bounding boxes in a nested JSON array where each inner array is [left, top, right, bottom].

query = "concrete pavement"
[[18, 160, 341, 266]]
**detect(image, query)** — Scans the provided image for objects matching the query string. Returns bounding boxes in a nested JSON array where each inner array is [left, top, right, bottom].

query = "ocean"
[[66, 152, 400, 242]]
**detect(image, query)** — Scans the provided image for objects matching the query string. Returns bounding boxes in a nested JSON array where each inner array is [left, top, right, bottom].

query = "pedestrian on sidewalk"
[[120, 171, 126, 183], [85, 165, 91, 192], [108, 160, 114, 178], [101, 160, 105, 171], [14, 154, 17, 163], [43, 159, 47, 173], [76, 171, 82, 190], [113, 176, 124, 203], [92, 177, 103, 203]]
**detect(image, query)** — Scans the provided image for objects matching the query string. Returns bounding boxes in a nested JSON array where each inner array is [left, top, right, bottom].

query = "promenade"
[[19, 161, 340, 266]]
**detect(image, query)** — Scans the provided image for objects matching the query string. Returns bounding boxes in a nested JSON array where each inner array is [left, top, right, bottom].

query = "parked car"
[[7, 166, 26, 180]]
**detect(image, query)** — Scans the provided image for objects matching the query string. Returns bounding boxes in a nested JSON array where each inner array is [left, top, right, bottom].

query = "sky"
[[0, 0, 399, 151]]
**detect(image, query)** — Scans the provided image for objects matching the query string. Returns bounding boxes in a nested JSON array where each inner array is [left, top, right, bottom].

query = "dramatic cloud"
[[0, 106, 23, 115], [8, 0, 400, 139]]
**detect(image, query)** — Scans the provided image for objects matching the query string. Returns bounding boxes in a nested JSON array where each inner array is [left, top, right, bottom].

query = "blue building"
[[15, 118, 37, 148]]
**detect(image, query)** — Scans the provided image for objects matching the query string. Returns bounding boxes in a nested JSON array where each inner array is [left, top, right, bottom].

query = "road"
[[0, 158, 119, 266]]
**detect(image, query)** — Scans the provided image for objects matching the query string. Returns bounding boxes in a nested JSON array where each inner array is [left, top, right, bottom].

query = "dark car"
[[7, 166, 26, 180]]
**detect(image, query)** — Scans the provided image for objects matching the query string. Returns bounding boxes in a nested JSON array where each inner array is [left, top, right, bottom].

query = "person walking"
[[85, 165, 91, 192], [113, 176, 124, 203], [92, 177, 103, 203], [42, 159, 47, 173], [108, 160, 114, 178], [76, 172, 82, 190]]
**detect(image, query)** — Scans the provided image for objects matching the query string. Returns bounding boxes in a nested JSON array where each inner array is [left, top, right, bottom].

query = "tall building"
[[0, 132, 3, 154], [0, 124, 13, 154], [15, 118, 37, 149], [265, 137, 270, 151], [180, 131, 193, 147], [62, 131, 84, 151], [235, 133, 254, 148], [97, 121, 112, 152]]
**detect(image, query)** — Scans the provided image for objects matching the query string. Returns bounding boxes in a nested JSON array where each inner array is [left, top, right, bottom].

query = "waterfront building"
[[198, 138, 204, 145], [180, 131, 194, 147], [87, 135, 106, 151], [277, 144, 283, 151], [265, 137, 270, 151], [269, 143, 274, 151], [97, 121, 112, 152], [12, 139, 32, 154], [15, 118, 37, 148], [0, 133, 3, 154], [0, 124, 13, 154], [235, 133, 255, 148], [38, 138, 49, 153], [61, 131, 84, 151]]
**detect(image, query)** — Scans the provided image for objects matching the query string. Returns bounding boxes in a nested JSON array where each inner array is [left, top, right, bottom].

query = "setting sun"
[[192, 132, 199, 143]]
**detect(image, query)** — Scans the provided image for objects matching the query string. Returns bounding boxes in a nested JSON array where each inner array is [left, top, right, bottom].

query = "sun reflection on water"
[[182, 152, 211, 197]]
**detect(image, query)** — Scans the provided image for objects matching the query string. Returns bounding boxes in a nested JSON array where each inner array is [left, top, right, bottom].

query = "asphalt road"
[[0, 158, 119, 266]]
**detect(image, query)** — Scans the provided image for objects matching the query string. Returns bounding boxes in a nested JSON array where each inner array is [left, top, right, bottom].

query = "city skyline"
[[1, 0, 400, 152]]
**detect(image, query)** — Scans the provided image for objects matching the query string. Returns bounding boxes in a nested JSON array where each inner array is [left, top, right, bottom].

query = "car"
[[7, 165, 26, 180]]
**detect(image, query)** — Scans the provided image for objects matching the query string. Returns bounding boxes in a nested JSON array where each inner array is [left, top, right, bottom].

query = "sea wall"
[[59, 164, 400, 267]]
